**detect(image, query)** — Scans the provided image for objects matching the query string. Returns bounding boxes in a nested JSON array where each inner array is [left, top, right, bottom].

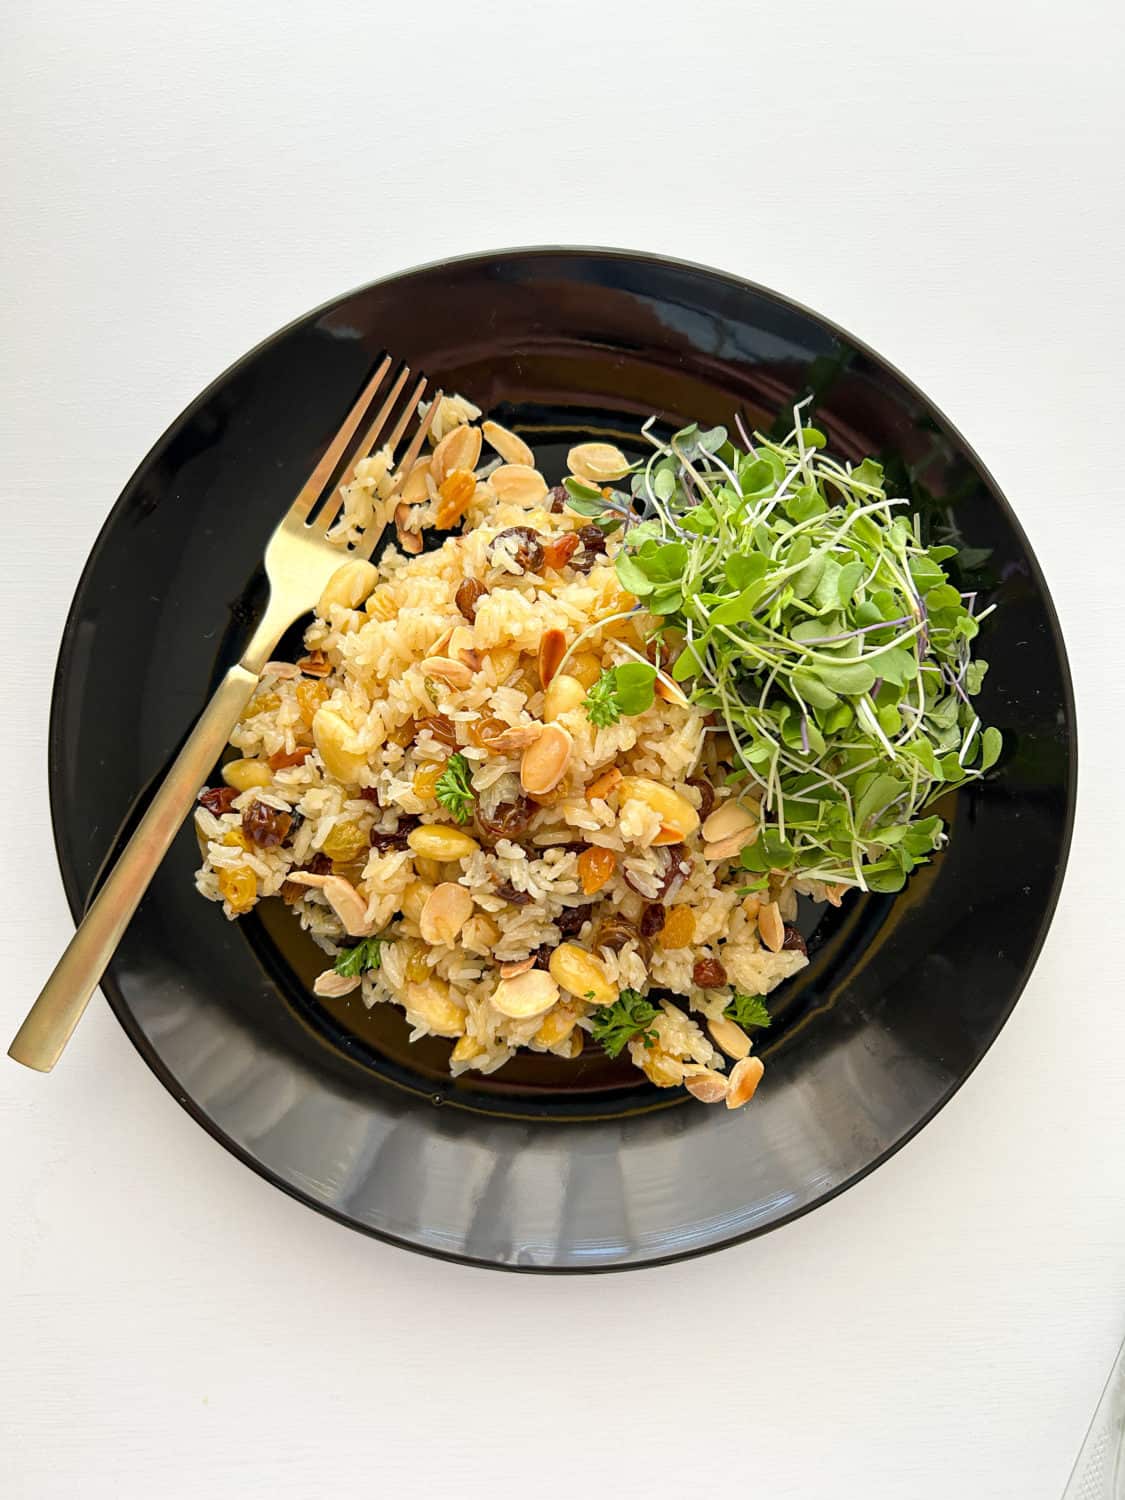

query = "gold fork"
[[9, 356, 440, 1072]]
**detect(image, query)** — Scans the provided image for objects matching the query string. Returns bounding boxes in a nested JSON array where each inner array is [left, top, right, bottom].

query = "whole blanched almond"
[[491, 969, 560, 1019], [520, 724, 572, 796]]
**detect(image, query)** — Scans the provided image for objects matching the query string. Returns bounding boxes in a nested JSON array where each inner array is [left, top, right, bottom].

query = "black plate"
[[50, 249, 1076, 1270]]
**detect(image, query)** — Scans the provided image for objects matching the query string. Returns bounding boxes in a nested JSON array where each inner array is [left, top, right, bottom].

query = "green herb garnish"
[[334, 936, 383, 977], [724, 993, 771, 1030], [435, 752, 475, 824], [590, 989, 660, 1057], [574, 411, 1002, 894], [584, 662, 658, 727]]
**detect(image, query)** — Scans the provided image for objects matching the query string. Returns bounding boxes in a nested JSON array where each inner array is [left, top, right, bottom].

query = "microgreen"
[[581, 408, 1002, 892], [724, 993, 771, 1030], [584, 662, 657, 727], [334, 936, 383, 978], [435, 752, 475, 824], [590, 990, 660, 1057]]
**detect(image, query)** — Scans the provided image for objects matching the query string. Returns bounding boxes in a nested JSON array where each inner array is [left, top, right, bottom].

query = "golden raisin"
[[321, 818, 368, 862], [435, 468, 476, 529], [296, 678, 331, 726], [468, 715, 513, 751], [659, 906, 695, 949], [578, 845, 616, 895], [268, 747, 311, 771], [217, 865, 257, 913], [542, 533, 580, 571], [412, 763, 445, 799], [406, 951, 431, 984], [221, 829, 251, 851], [239, 691, 280, 722]]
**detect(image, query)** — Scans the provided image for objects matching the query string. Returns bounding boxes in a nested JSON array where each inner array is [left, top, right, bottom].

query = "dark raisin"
[[415, 714, 459, 748], [547, 484, 569, 513], [640, 902, 666, 938], [781, 923, 808, 955], [495, 880, 533, 906], [455, 578, 487, 620], [693, 956, 727, 988], [490, 526, 544, 573], [687, 777, 716, 823], [359, 787, 382, 804], [595, 914, 639, 952], [370, 814, 419, 852], [241, 800, 293, 848], [570, 523, 609, 575], [626, 844, 693, 901], [556, 905, 587, 937], [475, 798, 534, 844], [198, 786, 237, 815], [307, 852, 332, 875]]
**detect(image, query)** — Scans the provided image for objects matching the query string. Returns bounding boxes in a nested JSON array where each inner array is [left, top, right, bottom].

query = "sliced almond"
[[701, 800, 759, 845], [654, 676, 689, 705], [323, 875, 374, 937], [419, 882, 474, 946], [726, 1055, 765, 1109], [520, 723, 572, 796], [758, 900, 785, 953], [432, 423, 482, 486], [567, 441, 631, 484], [585, 766, 623, 801], [537, 627, 567, 687], [707, 1014, 752, 1061], [684, 1068, 730, 1104], [482, 419, 534, 467], [490, 464, 548, 507], [284, 871, 329, 889], [400, 457, 433, 504], [429, 624, 456, 656], [263, 660, 300, 680], [296, 650, 332, 678], [394, 503, 423, 554], [825, 882, 847, 907], [313, 969, 361, 998], [421, 657, 474, 689], [490, 968, 560, 1020], [499, 957, 537, 979], [485, 723, 544, 751]]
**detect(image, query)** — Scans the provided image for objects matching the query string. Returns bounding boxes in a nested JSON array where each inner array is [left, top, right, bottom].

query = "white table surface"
[[3, 3, 1123, 1496]]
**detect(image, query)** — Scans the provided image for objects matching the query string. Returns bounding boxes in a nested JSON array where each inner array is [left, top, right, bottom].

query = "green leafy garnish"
[[590, 411, 1003, 894], [724, 993, 771, 1030], [590, 990, 660, 1057], [584, 662, 658, 727], [334, 936, 383, 978], [435, 752, 475, 824]]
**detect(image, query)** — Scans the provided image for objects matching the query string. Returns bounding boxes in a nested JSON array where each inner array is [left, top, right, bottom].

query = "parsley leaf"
[[434, 752, 475, 824], [724, 993, 771, 1030], [590, 990, 660, 1057], [584, 663, 657, 728], [334, 936, 383, 978]]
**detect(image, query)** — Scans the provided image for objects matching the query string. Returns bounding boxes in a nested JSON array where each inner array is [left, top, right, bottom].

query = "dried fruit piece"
[[415, 714, 459, 748], [571, 524, 608, 573], [640, 903, 666, 939], [321, 818, 368, 863], [455, 578, 487, 620], [198, 786, 238, 815], [296, 677, 331, 726], [412, 762, 446, 800], [435, 468, 476, 529], [482, 419, 534, 467], [490, 526, 544, 573], [537, 628, 567, 687], [267, 747, 311, 771], [578, 846, 616, 895], [782, 922, 808, 955], [686, 777, 716, 821], [585, 766, 623, 801], [241, 800, 293, 848], [659, 906, 695, 949], [594, 913, 640, 953], [542, 533, 580, 570], [692, 956, 727, 988], [217, 865, 257, 914]]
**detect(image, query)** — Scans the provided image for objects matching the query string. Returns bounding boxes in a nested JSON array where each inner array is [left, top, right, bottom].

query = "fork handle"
[[9, 664, 260, 1072]]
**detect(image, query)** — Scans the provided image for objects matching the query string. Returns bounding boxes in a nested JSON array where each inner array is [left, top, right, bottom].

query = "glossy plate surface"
[[50, 249, 1076, 1270]]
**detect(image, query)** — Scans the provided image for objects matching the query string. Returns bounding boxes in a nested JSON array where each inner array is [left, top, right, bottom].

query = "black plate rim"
[[47, 245, 1079, 1272]]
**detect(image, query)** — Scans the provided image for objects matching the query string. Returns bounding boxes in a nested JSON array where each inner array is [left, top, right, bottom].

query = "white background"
[[3, 2, 1123, 1496]]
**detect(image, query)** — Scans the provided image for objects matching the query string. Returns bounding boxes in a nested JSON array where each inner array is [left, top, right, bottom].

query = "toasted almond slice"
[[491, 969, 560, 1020], [684, 1068, 730, 1104], [726, 1055, 765, 1109], [707, 1014, 752, 1061], [400, 457, 433, 504], [421, 657, 474, 689], [567, 441, 631, 483], [323, 875, 374, 937], [486, 724, 544, 751], [482, 419, 535, 467], [538, 627, 567, 687], [701, 800, 758, 844], [499, 957, 537, 979], [263, 660, 300, 680], [431, 423, 482, 485], [654, 676, 689, 705], [419, 882, 474, 946], [585, 766, 623, 801], [430, 624, 456, 656], [825, 882, 847, 907], [313, 969, 361, 998], [758, 900, 785, 953], [284, 871, 329, 888], [491, 464, 548, 507]]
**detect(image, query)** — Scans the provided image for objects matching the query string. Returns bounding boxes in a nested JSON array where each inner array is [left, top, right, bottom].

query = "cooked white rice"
[[193, 404, 817, 1105]]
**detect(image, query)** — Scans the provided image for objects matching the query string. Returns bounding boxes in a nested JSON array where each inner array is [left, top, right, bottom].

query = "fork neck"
[[239, 595, 295, 677]]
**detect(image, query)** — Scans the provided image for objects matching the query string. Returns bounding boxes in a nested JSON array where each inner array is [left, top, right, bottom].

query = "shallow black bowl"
[[51, 249, 1076, 1270]]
